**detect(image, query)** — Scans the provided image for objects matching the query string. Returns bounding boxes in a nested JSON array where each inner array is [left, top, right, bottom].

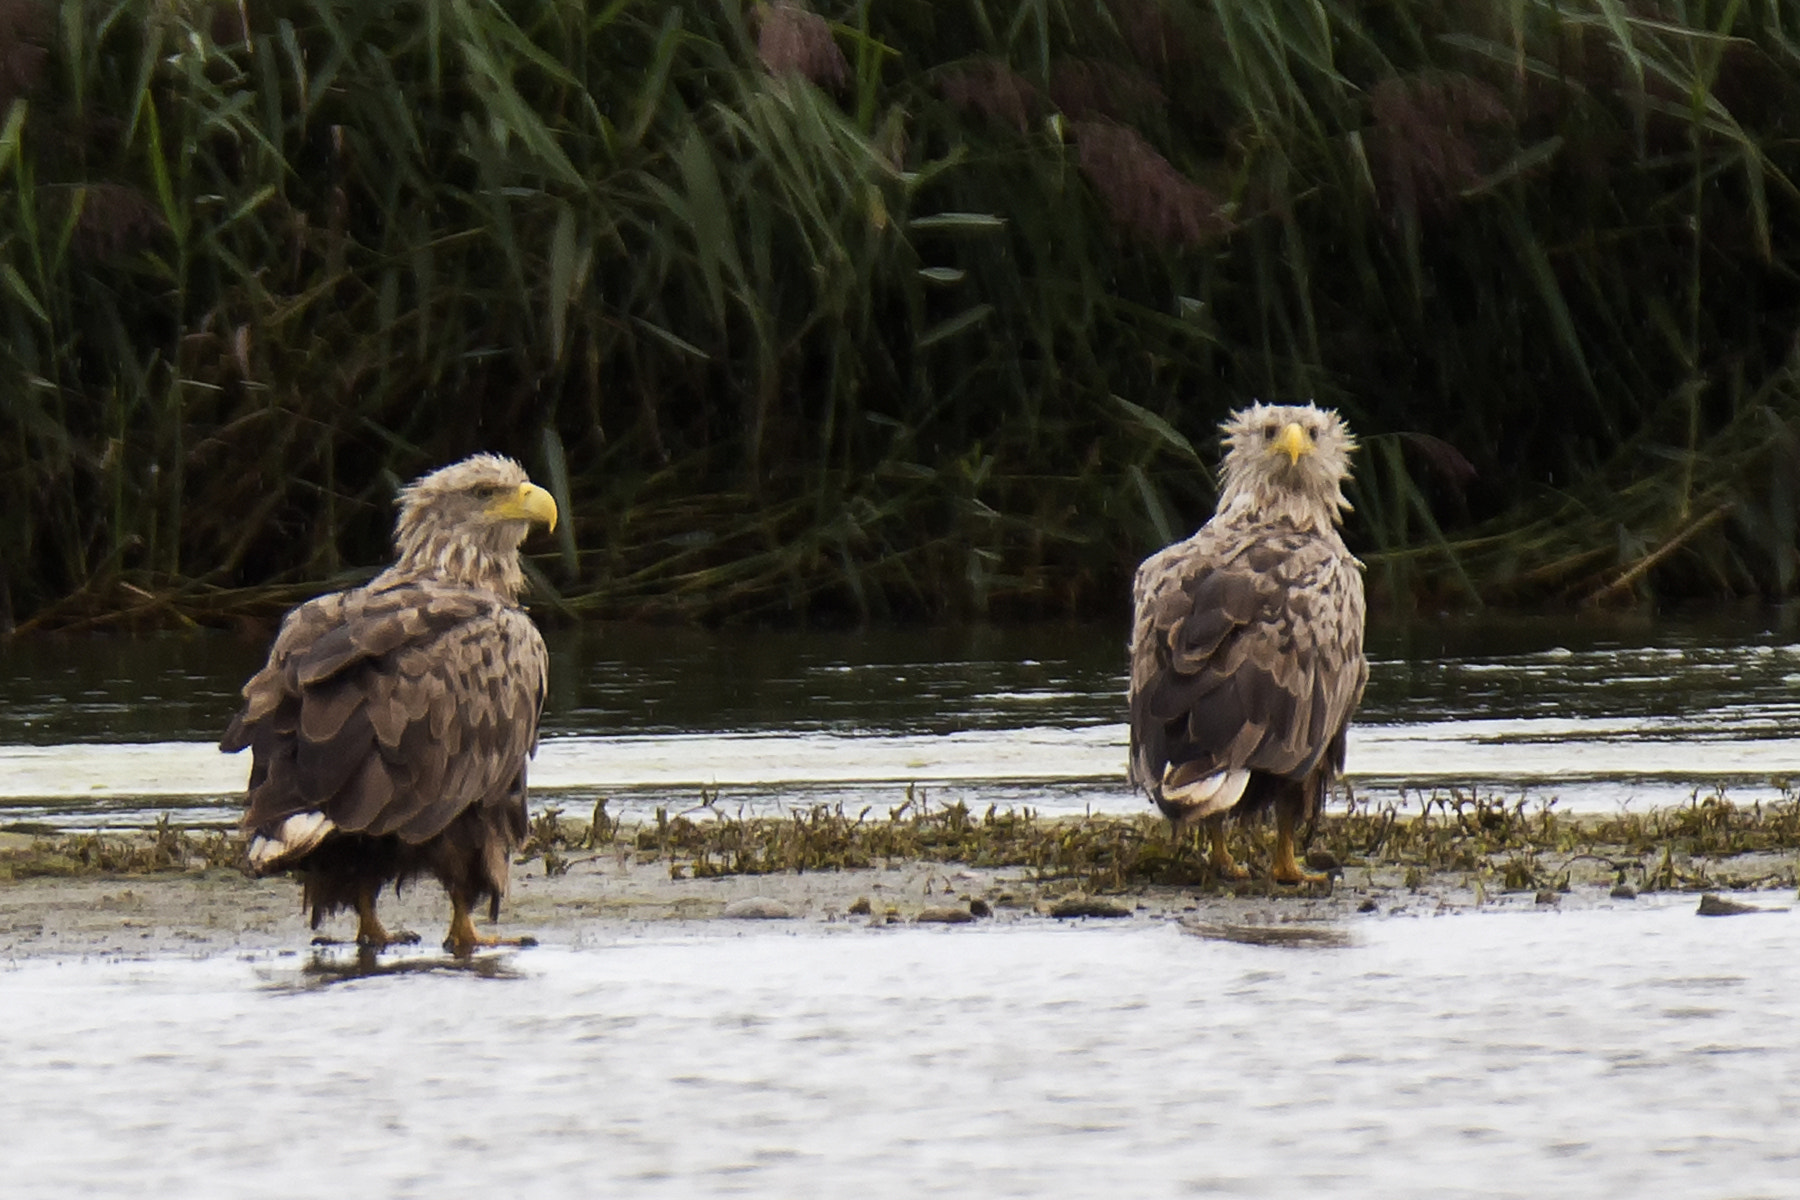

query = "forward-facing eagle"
[[1128, 403, 1367, 885], [222, 454, 558, 955]]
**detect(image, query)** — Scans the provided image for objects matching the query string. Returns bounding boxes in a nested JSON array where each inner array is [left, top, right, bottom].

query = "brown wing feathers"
[[230, 584, 543, 854], [1135, 535, 1357, 796]]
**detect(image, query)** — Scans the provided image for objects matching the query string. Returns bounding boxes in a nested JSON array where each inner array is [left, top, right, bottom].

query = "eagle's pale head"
[[1215, 402, 1357, 529], [390, 454, 558, 594]]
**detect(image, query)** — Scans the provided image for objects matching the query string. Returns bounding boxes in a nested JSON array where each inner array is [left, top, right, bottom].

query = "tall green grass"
[[3, 0, 1800, 629]]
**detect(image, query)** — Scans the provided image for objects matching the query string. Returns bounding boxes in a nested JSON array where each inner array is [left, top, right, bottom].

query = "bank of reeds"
[[5, 0, 1800, 629]]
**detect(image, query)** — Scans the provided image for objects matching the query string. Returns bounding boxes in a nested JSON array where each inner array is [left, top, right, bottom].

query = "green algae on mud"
[[600, 790, 1800, 898], [7, 790, 1797, 899], [0, 817, 240, 881]]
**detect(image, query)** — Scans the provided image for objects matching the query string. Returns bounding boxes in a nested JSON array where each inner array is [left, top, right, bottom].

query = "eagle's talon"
[[444, 899, 536, 957], [356, 928, 420, 950], [442, 932, 536, 957], [1206, 820, 1251, 881]]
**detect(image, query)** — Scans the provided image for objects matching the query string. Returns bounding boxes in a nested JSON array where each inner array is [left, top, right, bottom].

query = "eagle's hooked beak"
[[493, 482, 559, 532], [1273, 422, 1313, 465]]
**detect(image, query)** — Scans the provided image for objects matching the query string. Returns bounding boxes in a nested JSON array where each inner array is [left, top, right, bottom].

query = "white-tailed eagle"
[[222, 454, 558, 955], [1128, 403, 1367, 884]]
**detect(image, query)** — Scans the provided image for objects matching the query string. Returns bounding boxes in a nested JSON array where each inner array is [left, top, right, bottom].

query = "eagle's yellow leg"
[[1207, 817, 1251, 881], [444, 896, 535, 957], [353, 888, 419, 950], [1271, 810, 1326, 886]]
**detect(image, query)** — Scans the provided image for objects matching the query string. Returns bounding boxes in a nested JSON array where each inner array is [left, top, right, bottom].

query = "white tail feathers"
[[1160, 767, 1251, 820], [246, 811, 338, 872]]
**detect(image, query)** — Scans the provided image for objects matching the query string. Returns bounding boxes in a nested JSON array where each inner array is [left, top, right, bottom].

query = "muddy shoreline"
[[6, 793, 1799, 962], [3, 837, 1795, 962]]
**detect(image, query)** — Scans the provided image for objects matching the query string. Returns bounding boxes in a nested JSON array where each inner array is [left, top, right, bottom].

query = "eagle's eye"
[[471, 483, 506, 500], [1262, 423, 1279, 440], [1307, 423, 1320, 438]]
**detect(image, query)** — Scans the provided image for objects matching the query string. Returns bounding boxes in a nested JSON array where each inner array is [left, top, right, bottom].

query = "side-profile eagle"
[[222, 454, 558, 955], [1128, 403, 1367, 885]]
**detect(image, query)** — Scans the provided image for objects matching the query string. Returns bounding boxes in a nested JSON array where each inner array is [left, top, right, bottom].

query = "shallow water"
[[3, 615, 1800, 829], [6, 614, 1800, 741], [5, 899, 1798, 1198]]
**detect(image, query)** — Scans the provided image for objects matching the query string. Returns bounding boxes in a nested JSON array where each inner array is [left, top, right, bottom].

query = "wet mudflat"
[[3, 894, 1797, 1199]]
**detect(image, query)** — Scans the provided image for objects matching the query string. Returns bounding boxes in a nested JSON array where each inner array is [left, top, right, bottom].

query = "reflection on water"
[[4, 902, 1798, 1197], [7, 612, 1800, 743], [1182, 918, 1355, 948], [276, 946, 528, 990], [0, 632, 266, 746]]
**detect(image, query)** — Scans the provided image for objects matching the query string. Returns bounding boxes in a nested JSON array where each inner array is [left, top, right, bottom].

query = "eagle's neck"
[[1212, 484, 1341, 535], [384, 518, 527, 596]]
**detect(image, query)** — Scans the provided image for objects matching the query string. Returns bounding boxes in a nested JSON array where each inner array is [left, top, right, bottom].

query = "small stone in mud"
[[846, 896, 872, 916], [721, 897, 794, 920], [1534, 889, 1559, 905], [968, 898, 992, 918], [1356, 898, 1378, 914], [1048, 897, 1131, 919], [916, 906, 975, 924], [1610, 884, 1638, 900], [1304, 849, 1342, 875], [1696, 893, 1761, 916]]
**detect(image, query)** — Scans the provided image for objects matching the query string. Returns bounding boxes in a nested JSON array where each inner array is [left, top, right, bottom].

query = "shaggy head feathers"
[[1215, 402, 1357, 531], [388, 454, 549, 596]]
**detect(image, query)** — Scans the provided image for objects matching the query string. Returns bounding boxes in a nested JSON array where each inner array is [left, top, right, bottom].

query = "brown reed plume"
[[1368, 72, 1513, 219], [754, 1, 848, 91], [937, 58, 1041, 133], [0, 0, 51, 108], [1114, 0, 1192, 72], [1074, 120, 1230, 247], [1048, 58, 1164, 122], [71, 183, 165, 260]]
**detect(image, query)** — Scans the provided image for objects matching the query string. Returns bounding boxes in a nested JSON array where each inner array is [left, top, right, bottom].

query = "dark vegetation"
[[5, 0, 1800, 630], [7, 790, 1794, 897]]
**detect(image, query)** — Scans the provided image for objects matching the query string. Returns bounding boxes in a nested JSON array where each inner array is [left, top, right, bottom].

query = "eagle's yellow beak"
[[493, 481, 559, 532], [1273, 422, 1313, 465]]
